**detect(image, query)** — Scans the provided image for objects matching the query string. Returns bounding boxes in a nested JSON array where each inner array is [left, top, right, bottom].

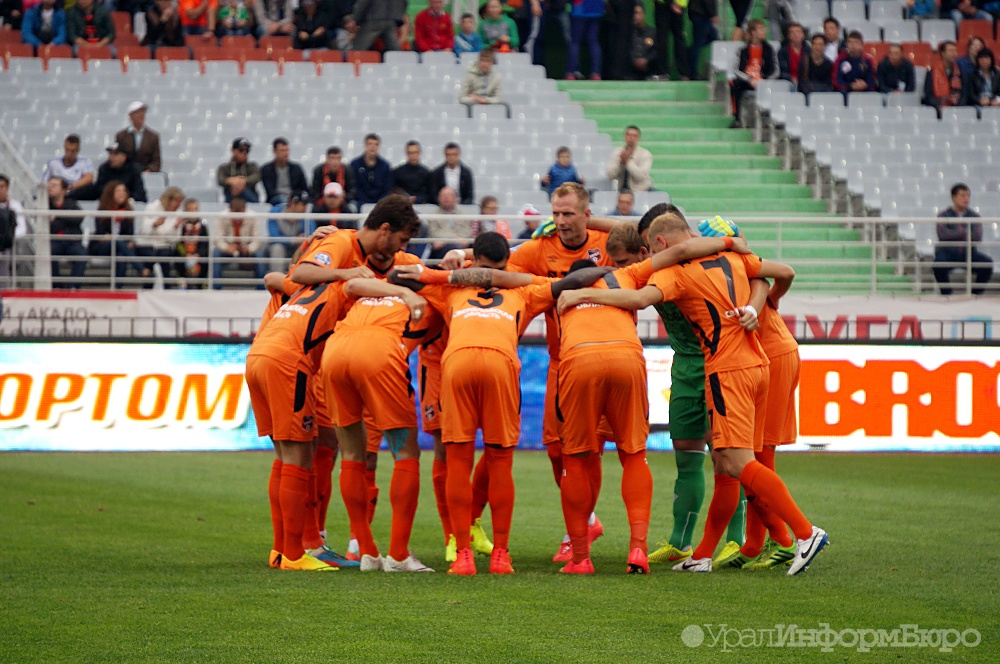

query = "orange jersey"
[[507, 231, 612, 360], [650, 252, 768, 374], [417, 280, 555, 366], [557, 259, 653, 354], [757, 300, 799, 359], [259, 236, 324, 331], [335, 293, 443, 355]]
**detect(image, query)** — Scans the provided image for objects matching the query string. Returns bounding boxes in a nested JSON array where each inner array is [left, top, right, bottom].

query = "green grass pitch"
[[2, 451, 997, 662]]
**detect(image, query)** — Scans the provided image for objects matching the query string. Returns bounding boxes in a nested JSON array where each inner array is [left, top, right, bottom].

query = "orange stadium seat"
[[0, 29, 21, 43], [242, 48, 269, 63], [309, 50, 344, 64], [195, 47, 242, 62], [958, 20, 993, 54], [157, 46, 192, 62], [115, 32, 141, 48], [1, 43, 33, 67], [346, 50, 380, 66], [221, 35, 256, 49], [79, 45, 114, 69], [259, 35, 293, 55], [185, 34, 217, 48], [38, 43, 72, 68], [901, 41, 933, 67], [111, 11, 133, 35], [863, 42, 890, 64], [118, 45, 152, 69]]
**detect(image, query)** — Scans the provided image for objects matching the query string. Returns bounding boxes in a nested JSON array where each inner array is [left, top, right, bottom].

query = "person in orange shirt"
[[247, 195, 420, 572], [558, 212, 829, 576], [393, 232, 613, 575], [442, 182, 615, 562], [322, 275, 437, 572]]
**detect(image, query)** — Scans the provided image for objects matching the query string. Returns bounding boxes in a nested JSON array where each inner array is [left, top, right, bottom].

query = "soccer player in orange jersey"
[[322, 276, 438, 572], [246, 195, 421, 571], [462, 182, 615, 562], [559, 213, 829, 576], [393, 232, 613, 575]]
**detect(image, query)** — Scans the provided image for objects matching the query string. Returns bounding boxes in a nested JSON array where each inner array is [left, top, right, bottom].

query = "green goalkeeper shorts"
[[669, 354, 710, 442]]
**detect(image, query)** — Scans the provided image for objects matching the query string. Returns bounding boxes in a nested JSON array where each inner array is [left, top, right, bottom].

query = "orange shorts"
[[365, 409, 383, 453], [763, 350, 800, 446], [323, 329, 417, 431], [245, 353, 316, 443], [543, 361, 561, 446], [312, 365, 334, 429], [441, 347, 521, 448], [705, 364, 769, 452], [418, 354, 442, 435], [557, 345, 649, 455]]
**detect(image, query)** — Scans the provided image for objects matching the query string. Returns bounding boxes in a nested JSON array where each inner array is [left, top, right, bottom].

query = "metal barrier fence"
[[4, 208, 999, 296]]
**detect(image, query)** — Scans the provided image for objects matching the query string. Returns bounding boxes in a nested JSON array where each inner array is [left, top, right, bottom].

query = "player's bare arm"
[[651, 236, 750, 271], [289, 226, 337, 264], [549, 266, 617, 298], [344, 278, 428, 321], [740, 278, 770, 331], [291, 263, 376, 285], [439, 248, 473, 269], [757, 260, 795, 302], [557, 284, 662, 315], [394, 264, 535, 289], [263, 272, 287, 293]]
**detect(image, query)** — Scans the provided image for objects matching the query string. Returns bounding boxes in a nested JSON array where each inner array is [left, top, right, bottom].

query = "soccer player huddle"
[[244, 182, 830, 576]]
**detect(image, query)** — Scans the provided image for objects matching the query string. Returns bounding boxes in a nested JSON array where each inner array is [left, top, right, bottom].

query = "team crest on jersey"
[[314, 253, 332, 266], [302, 416, 314, 431], [587, 248, 602, 263], [424, 404, 436, 420]]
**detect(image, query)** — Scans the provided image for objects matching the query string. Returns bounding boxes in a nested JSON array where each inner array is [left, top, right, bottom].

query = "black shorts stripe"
[[420, 364, 428, 397], [293, 370, 308, 413], [708, 372, 726, 418]]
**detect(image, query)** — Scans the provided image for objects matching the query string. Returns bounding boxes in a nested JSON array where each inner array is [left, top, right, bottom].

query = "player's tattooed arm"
[[292, 263, 375, 285], [448, 268, 534, 289], [550, 266, 617, 299], [557, 284, 661, 315]]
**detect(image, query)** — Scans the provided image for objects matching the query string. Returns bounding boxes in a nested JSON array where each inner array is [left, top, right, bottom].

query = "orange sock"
[[692, 474, 741, 560], [388, 458, 419, 561], [587, 453, 603, 508], [340, 459, 378, 557], [741, 447, 792, 555], [268, 459, 283, 553], [561, 455, 592, 563], [739, 460, 812, 541], [485, 446, 515, 551], [471, 453, 489, 522], [431, 458, 451, 543], [314, 446, 335, 534], [618, 450, 652, 553], [365, 468, 379, 525], [301, 469, 324, 551], [279, 463, 310, 562], [446, 442, 475, 550], [546, 442, 563, 486]]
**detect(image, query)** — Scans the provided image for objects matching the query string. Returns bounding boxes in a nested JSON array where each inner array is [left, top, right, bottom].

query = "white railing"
[[7, 209, 1000, 296]]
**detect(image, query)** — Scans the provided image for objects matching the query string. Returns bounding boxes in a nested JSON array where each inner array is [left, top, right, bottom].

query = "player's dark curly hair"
[[473, 231, 510, 265], [637, 203, 685, 236], [364, 194, 422, 235], [567, 259, 597, 274]]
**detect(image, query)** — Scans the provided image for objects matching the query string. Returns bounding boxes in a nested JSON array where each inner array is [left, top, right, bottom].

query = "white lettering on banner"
[[0, 292, 139, 337]]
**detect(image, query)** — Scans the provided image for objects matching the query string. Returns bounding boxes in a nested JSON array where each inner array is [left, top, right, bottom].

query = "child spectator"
[[335, 14, 356, 50], [216, 0, 252, 36], [454, 12, 482, 55], [540, 146, 585, 195], [833, 30, 876, 94], [876, 43, 916, 93], [479, 0, 518, 52]]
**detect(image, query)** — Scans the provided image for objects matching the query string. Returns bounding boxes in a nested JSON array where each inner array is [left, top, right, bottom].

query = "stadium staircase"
[[562, 80, 912, 292]]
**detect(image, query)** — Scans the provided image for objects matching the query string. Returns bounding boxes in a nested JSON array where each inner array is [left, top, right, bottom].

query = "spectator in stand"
[[957, 36, 985, 77], [510, 0, 541, 62], [653, 0, 686, 82], [1, 0, 24, 31], [176, 198, 210, 288], [143, 0, 184, 48], [924, 40, 966, 113], [293, 0, 329, 49], [945, 0, 992, 23], [799, 32, 834, 94], [687, 0, 719, 80], [430, 142, 475, 204], [454, 12, 482, 55], [46, 176, 86, 289], [335, 13, 356, 49], [212, 196, 264, 288], [833, 31, 877, 94], [460, 47, 508, 114], [966, 47, 1000, 106], [350, 133, 393, 206], [392, 140, 433, 204], [353, 0, 406, 51], [311, 146, 356, 210], [217, 137, 261, 203], [516, 203, 542, 239], [472, 194, 512, 238], [216, 0, 254, 37], [479, 0, 518, 51], [267, 189, 311, 271], [729, 20, 778, 129], [115, 101, 162, 174], [91, 180, 138, 281], [261, 137, 309, 207], [0, 174, 27, 288], [876, 43, 917, 94], [46, 134, 94, 199], [606, 125, 653, 191], [822, 16, 844, 62], [312, 182, 353, 228], [566, 0, 603, 80], [528, 1, 571, 67], [766, 0, 796, 43], [21, 0, 66, 47], [67, 0, 114, 54], [905, 0, 938, 19], [253, 0, 294, 38], [178, 0, 217, 39], [94, 142, 147, 202], [427, 186, 464, 259], [629, 4, 657, 80], [414, 0, 453, 52], [778, 22, 805, 85], [136, 186, 185, 286], [396, 11, 412, 50], [934, 183, 993, 295], [541, 146, 585, 195], [608, 189, 635, 216]]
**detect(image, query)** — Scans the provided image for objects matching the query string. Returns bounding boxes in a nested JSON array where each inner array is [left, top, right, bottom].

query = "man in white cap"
[[517, 203, 542, 239], [115, 101, 162, 173], [312, 181, 351, 226]]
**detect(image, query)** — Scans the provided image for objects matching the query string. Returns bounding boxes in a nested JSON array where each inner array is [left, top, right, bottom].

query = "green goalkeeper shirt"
[[653, 302, 704, 361]]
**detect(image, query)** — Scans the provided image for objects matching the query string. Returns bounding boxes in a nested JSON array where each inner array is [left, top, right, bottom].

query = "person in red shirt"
[[413, 0, 453, 52], [778, 22, 804, 85]]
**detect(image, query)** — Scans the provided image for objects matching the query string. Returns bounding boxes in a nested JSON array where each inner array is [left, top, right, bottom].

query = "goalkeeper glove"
[[698, 215, 740, 238]]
